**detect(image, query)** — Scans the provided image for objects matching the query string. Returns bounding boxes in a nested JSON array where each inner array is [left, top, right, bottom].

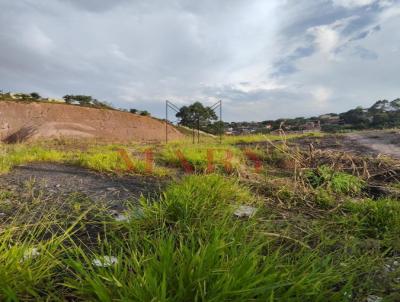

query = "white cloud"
[[332, 0, 376, 8], [308, 26, 340, 57], [0, 0, 399, 121]]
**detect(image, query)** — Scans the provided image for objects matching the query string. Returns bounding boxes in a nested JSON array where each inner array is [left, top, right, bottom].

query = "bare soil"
[[0, 162, 167, 210], [289, 130, 400, 159], [0, 101, 183, 143]]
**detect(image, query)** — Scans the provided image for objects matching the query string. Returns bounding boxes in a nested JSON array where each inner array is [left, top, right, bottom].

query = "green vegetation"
[[344, 198, 400, 241], [224, 98, 400, 134], [0, 144, 167, 176], [62, 95, 113, 109], [0, 91, 114, 110], [176, 102, 218, 129], [161, 144, 242, 173], [0, 174, 394, 301], [305, 165, 365, 195], [0, 134, 399, 301]]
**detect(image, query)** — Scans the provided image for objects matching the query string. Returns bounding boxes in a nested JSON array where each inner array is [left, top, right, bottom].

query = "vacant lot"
[[291, 130, 400, 159], [0, 132, 399, 301]]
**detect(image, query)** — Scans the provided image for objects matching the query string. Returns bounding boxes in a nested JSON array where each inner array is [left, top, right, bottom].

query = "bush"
[[140, 110, 150, 116], [305, 165, 364, 195]]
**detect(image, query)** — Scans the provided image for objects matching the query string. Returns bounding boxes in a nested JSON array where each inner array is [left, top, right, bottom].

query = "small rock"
[[384, 263, 396, 273], [23, 247, 40, 260], [115, 213, 129, 222], [367, 295, 382, 302], [92, 256, 118, 267], [106, 187, 118, 192], [0, 213, 6, 217], [112, 207, 144, 222], [234, 205, 257, 218], [55, 184, 61, 188]]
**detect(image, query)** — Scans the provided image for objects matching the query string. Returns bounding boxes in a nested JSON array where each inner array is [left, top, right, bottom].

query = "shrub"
[[305, 165, 364, 195]]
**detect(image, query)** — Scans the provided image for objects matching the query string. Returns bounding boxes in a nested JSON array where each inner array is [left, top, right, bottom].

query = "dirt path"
[[345, 131, 400, 159], [287, 130, 400, 159], [0, 162, 167, 210]]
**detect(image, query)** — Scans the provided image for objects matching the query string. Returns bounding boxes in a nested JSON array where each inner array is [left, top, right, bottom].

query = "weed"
[[344, 198, 400, 241], [313, 188, 337, 208], [305, 165, 365, 195]]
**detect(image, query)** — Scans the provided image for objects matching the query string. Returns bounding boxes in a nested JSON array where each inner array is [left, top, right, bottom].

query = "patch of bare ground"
[[0, 162, 167, 209], [0, 101, 183, 143], [289, 130, 400, 159]]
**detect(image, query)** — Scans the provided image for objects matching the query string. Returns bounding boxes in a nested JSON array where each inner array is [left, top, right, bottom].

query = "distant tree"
[[92, 99, 101, 107], [62, 95, 93, 106], [75, 95, 93, 106], [130, 109, 138, 114], [205, 120, 225, 135], [391, 98, 400, 110], [369, 100, 390, 113], [340, 106, 370, 128], [63, 95, 74, 104], [92, 99, 113, 109], [372, 112, 390, 128], [176, 102, 217, 129], [140, 110, 150, 116], [30, 92, 41, 100]]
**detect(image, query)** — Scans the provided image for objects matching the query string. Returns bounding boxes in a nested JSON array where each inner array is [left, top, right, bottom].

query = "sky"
[[0, 0, 399, 121]]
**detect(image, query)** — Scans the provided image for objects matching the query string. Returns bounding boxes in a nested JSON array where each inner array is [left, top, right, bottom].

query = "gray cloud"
[[0, 0, 399, 121]]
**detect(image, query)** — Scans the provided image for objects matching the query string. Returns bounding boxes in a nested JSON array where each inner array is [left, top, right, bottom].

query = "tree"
[[130, 109, 138, 114], [75, 95, 93, 106], [63, 95, 74, 104], [205, 120, 225, 135], [62, 95, 93, 106], [340, 107, 370, 128], [372, 112, 389, 128], [140, 110, 150, 116], [30, 92, 41, 100], [369, 100, 390, 113], [176, 102, 217, 129], [391, 98, 400, 110]]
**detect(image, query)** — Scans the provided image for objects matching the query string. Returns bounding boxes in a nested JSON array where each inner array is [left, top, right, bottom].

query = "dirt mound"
[[0, 101, 183, 143]]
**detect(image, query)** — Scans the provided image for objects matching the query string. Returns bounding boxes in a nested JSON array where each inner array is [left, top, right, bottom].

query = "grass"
[[0, 133, 399, 301], [221, 132, 323, 145], [344, 198, 400, 242], [160, 143, 243, 173], [0, 176, 365, 300], [0, 144, 168, 176], [0, 173, 398, 300], [305, 165, 365, 195]]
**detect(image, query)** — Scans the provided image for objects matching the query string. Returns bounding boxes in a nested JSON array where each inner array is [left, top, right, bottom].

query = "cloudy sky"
[[0, 0, 399, 121]]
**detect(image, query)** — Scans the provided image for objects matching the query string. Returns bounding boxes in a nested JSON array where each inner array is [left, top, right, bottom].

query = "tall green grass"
[[0, 174, 395, 300], [160, 144, 243, 173], [62, 175, 367, 301]]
